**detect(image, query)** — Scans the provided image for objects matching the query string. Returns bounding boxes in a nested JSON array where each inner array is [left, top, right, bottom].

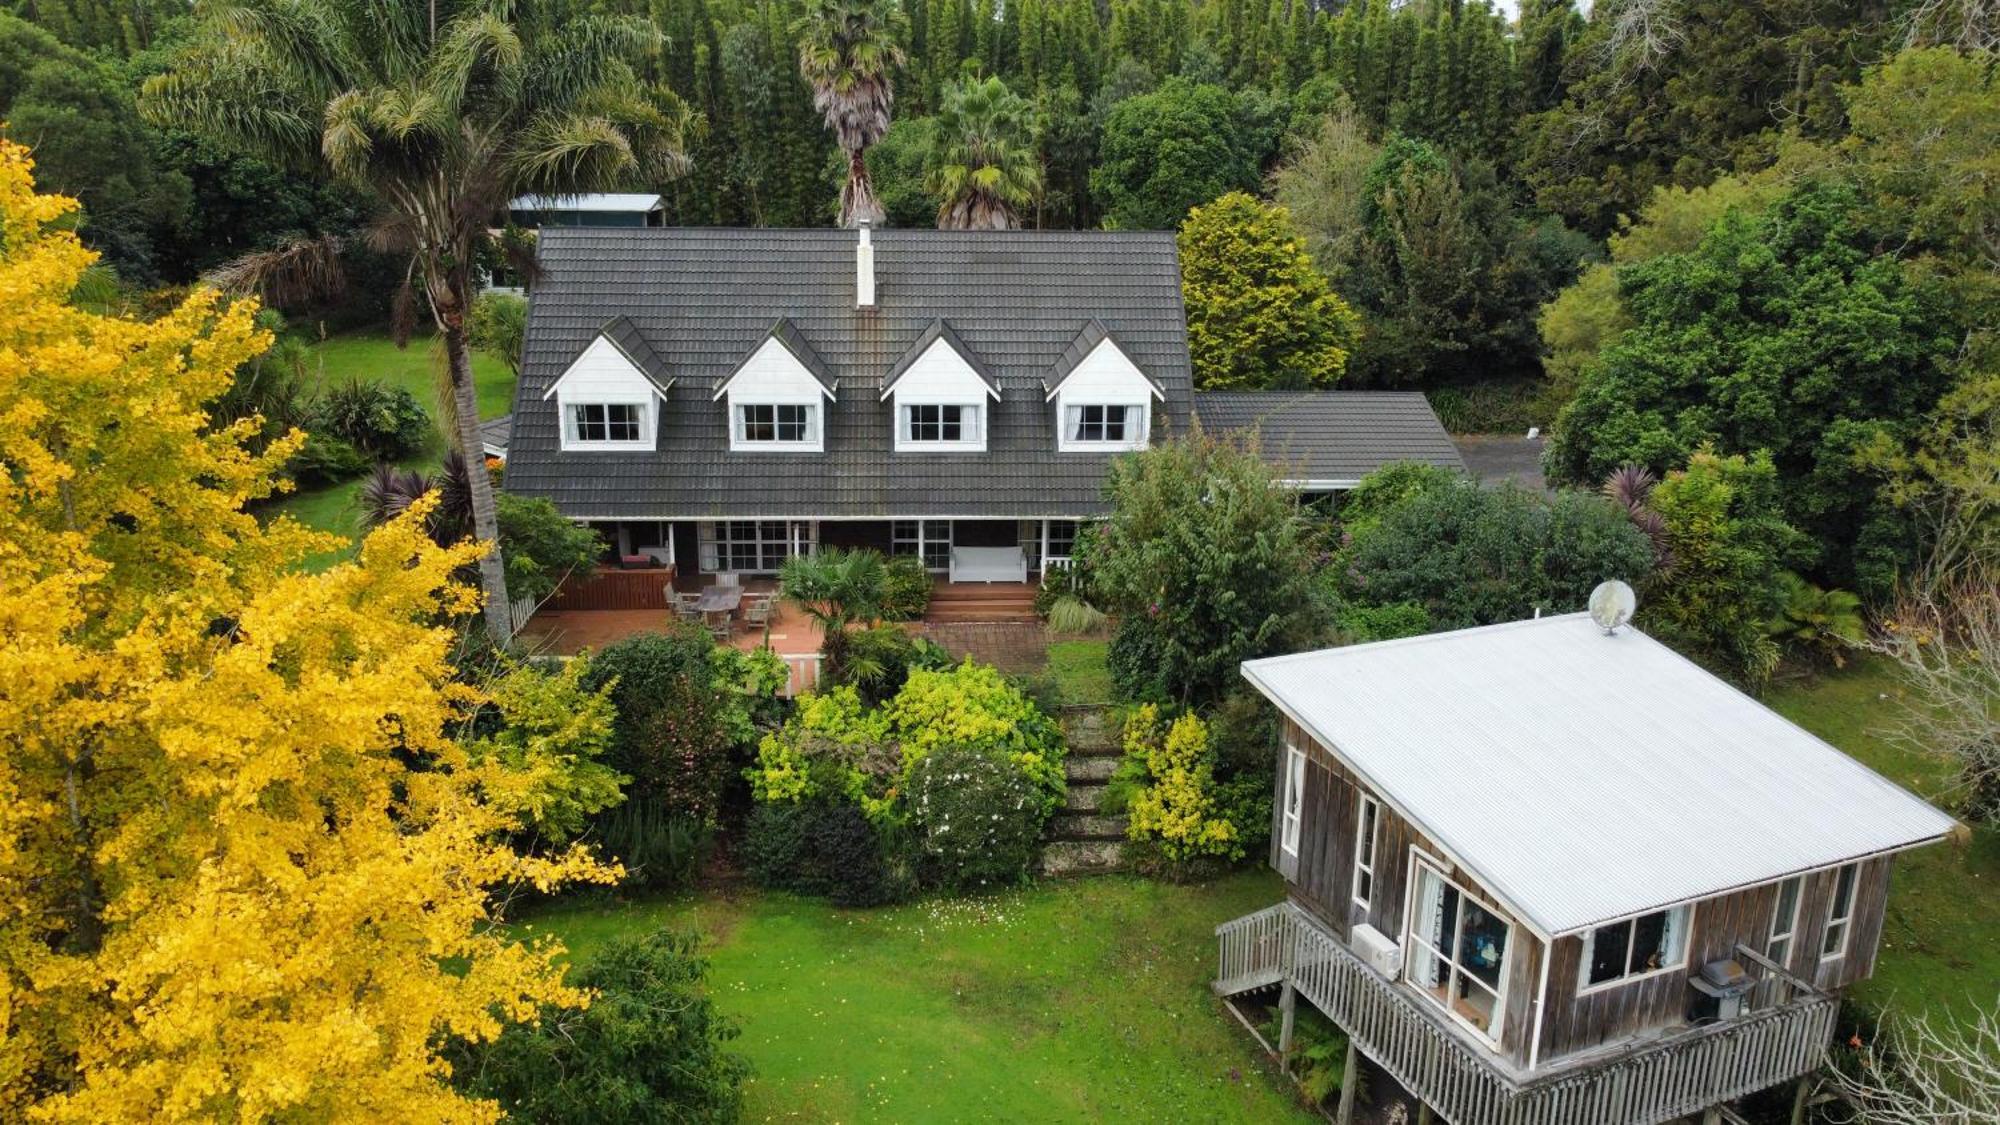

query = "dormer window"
[[904, 403, 978, 445], [569, 402, 644, 444], [1066, 404, 1143, 444], [736, 403, 819, 448]]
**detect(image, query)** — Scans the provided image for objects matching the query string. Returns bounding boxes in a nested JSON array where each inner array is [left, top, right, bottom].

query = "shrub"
[[468, 291, 527, 376], [311, 376, 433, 460], [287, 430, 369, 486], [465, 659, 625, 844], [1121, 705, 1243, 868], [743, 800, 914, 906], [1338, 475, 1654, 631], [907, 746, 1045, 891], [880, 554, 933, 620], [1092, 432, 1324, 706], [581, 627, 773, 823], [452, 930, 748, 1124], [827, 624, 952, 705], [1329, 599, 1432, 644], [496, 492, 602, 604], [592, 796, 711, 892], [745, 662, 1065, 901], [882, 662, 1067, 814]]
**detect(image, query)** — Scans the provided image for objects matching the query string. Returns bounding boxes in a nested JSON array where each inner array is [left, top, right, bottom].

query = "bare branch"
[[1823, 1001, 2000, 1123], [203, 235, 348, 306]]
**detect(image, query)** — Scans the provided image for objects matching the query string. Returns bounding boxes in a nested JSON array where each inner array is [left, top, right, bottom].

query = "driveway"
[[1452, 434, 1549, 493]]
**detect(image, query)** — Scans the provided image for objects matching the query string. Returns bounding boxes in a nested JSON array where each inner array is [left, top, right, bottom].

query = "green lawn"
[[1045, 639, 1115, 704], [527, 873, 1312, 1123], [260, 329, 517, 567], [1765, 659, 2000, 1026]]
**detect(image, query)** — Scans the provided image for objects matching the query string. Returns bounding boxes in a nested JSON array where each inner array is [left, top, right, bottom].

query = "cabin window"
[[1767, 876, 1803, 967], [1065, 404, 1142, 443], [1406, 860, 1511, 1041], [567, 402, 644, 444], [1581, 906, 1690, 989], [903, 403, 978, 444], [1280, 746, 1305, 856], [1351, 794, 1380, 909], [1821, 863, 1858, 959], [736, 403, 816, 445]]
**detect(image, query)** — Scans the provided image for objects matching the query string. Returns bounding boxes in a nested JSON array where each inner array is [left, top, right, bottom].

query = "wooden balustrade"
[[1215, 901, 1837, 1125]]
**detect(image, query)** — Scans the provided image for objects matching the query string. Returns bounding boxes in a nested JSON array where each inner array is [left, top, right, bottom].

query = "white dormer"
[[883, 320, 998, 453], [543, 317, 673, 452], [714, 320, 835, 453], [1044, 320, 1162, 453]]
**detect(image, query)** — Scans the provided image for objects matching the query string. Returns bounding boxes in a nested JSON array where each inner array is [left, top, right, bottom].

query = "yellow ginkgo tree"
[[0, 140, 615, 1123]]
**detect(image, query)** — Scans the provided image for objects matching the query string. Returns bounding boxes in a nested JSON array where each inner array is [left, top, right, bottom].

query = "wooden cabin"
[[1216, 614, 1955, 1125]]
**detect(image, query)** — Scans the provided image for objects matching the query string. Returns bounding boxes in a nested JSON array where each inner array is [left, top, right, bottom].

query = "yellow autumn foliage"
[[1122, 704, 1241, 862], [0, 140, 614, 1122]]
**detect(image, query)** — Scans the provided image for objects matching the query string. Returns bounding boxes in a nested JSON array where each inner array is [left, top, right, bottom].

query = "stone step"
[[1052, 812, 1128, 840], [924, 608, 1040, 623], [1064, 783, 1108, 813], [1040, 838, 1128, 877], [1066, 754, 1122, 783]]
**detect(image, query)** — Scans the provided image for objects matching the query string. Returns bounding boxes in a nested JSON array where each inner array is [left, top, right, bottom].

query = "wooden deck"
[[1215, 901, 1837, 1125]]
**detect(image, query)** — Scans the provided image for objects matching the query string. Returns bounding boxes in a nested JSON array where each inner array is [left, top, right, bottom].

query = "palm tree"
[[140, 0, 690, 641], [796, 0, 905, 228], [926, 75, 1042, 230]]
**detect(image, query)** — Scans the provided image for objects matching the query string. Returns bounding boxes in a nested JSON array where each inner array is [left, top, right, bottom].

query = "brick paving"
[[914, 622, 1052, 674]]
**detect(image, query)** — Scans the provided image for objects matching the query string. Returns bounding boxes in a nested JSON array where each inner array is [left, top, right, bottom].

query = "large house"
[[1217, 613, 1956, 1125], [503, 225, 1462, 586]]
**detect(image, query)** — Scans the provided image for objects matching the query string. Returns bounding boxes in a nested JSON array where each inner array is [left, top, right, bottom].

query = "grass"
[[1764, 657, 2000, 1027], [1045, 639, 1115, 704], [526, 873, 1314, 1123], [259, 328, 517, 568]]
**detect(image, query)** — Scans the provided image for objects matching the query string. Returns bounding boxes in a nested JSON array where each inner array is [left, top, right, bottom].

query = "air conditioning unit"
[[1351, 923, 1402, 978]]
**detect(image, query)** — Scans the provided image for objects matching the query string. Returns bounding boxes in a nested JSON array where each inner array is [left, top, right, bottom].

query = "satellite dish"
[[1588, 580, 1637, 634]]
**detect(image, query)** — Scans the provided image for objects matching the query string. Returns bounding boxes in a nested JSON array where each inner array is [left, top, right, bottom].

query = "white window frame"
[[732, 401, 821, 451], [1351, 793, 1380, 910], [891, 519, 953, 573], [897, 401, 984, 450], [1280, 745, 1305, 857], [1057, 401, 1150, 451], [1767, 876, 1803, 968], [1576, 904, 1696, 996], [1820, 863, 1858, 961], [697, 520, 816, 574], [562, 400, 651, 450], [1402, 852, 1514, 1045]]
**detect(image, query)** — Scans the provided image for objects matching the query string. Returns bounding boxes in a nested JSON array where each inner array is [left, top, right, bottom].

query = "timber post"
[[1334, 1039, 1359, 1125], [1789, 1076, 1811, 1125], [1277, 980, 1297, 1066], [1416, 1103, 1434, 1125], [1701, 1108, 1723, 1125]]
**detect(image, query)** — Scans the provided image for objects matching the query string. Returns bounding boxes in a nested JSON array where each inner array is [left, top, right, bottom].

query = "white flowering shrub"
[[906, 746, 1046, 890]]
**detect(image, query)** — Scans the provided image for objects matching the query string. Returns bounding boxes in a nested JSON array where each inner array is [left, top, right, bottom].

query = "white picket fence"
[[779, 652, 821, 698]]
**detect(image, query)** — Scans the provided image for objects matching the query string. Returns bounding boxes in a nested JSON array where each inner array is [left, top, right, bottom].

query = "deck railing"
[[1215, 901, 1838, 1125]]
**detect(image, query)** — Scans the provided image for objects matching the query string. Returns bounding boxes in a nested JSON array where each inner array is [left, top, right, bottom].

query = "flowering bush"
[[907, 746, 1045, 890], [883, 661, 1067, 814], [1120, 704, 1246, 866]]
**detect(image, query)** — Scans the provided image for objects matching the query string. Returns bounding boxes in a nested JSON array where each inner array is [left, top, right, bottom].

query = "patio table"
[[695, 586, 744, 615]]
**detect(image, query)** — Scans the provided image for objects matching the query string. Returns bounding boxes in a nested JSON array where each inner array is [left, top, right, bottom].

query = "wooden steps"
[[925, 581, 1039, 623]]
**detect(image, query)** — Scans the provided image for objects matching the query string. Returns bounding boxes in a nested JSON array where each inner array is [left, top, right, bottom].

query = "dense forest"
[[3, 0, 1995, 600]]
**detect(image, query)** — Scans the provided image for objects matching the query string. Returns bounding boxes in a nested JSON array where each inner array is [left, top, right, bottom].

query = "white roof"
[[508, 193, 663, 212], [1242, 614, 1955, 938]]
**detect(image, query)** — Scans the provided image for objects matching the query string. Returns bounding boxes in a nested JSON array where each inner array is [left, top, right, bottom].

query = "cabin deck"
[[1215, 901, 1836, 1125]]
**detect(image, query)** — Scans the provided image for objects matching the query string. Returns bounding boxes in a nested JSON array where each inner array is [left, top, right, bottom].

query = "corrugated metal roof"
[[509, 193, 664, 212], [1193, 390, 1464, 485], [1241, 614, 1956, 937]]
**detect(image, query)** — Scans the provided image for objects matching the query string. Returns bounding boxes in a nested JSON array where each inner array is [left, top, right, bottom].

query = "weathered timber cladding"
[[1281, 717, 1545, 1069], [1274, 715, 1895, 1071]]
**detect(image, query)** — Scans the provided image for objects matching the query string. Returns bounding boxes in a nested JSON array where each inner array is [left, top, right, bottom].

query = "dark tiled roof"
[[505, 228, 1195, 519], [479, 413, 512, 457], [1193, 391, 1465, 486], [881, 319, 999, 397], [599, 315, 675, 393]]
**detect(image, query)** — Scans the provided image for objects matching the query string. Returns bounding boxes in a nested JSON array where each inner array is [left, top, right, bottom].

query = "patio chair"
[[715, 571, 741, 588], [673, 591, 703, 623], [706, 616, 735, 642], [744, 598, 773, 630]]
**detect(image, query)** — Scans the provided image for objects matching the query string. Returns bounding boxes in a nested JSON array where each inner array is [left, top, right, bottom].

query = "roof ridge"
[[1242, 613, 1597, 670]]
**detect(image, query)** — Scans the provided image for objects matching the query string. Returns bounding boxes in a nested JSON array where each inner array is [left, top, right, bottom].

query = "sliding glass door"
[[1405, 859, 1512, 1042]]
